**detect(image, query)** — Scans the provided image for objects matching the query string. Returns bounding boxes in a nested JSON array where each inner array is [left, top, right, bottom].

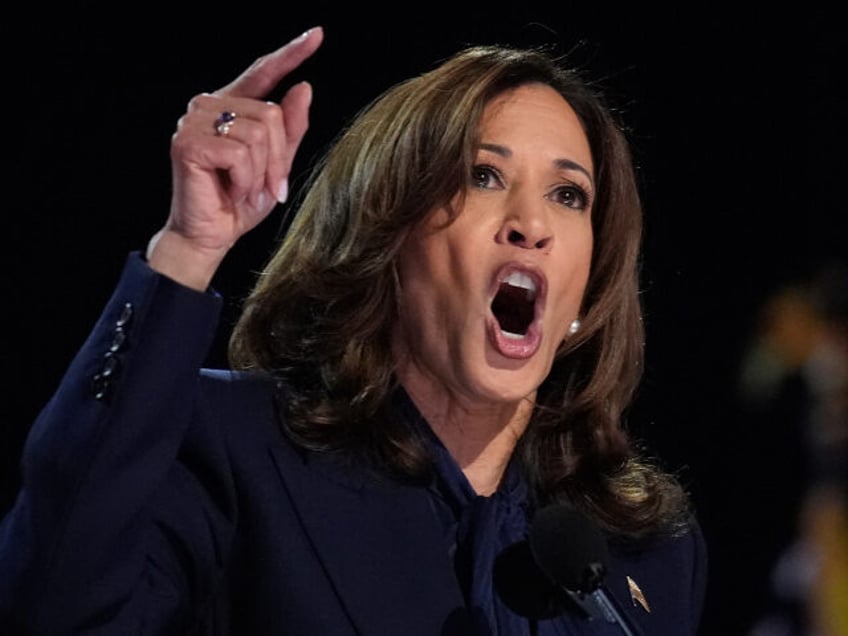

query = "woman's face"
[[394, 83, 594, 407]]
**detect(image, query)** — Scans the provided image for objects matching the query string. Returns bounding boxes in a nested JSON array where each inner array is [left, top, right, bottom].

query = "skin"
[[394, 84, 595, 494], [147, 26, 324, 290], [147, 31, 594, 496]]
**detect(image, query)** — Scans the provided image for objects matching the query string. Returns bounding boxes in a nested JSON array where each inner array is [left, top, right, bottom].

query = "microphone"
[[494, 503, 644, 636]]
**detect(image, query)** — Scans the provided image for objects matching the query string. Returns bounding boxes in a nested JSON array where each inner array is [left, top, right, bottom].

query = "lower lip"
[[487, 317, 542, 359]]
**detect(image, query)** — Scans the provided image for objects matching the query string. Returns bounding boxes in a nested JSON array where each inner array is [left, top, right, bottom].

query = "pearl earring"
[[568, 319, 581, 335]]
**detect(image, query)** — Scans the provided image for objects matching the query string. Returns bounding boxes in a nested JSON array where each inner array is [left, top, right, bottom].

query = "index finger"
[[217, 26, 324, 99]]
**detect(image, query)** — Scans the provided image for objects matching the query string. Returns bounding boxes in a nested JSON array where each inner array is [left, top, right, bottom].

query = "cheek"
[[395, 242, 452, 339], [399, 221, 481, 301], [552, 230, 593, 313]]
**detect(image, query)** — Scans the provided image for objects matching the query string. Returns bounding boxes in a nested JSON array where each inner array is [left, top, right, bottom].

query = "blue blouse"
[[399, 391, 587, 635]]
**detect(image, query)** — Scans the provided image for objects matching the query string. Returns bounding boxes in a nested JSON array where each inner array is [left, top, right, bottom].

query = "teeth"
[[501, 330, 524, 339], [501, 271, 536, 300]]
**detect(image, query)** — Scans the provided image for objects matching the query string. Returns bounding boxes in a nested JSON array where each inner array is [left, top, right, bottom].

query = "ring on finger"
[[214, 111, 237, 136]]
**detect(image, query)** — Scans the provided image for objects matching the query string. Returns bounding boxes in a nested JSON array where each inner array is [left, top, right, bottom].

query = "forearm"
[[1, 253, 226, 633]]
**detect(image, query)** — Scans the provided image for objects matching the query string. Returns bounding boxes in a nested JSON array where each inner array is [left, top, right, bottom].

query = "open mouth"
[[491, 270, 538, 338]]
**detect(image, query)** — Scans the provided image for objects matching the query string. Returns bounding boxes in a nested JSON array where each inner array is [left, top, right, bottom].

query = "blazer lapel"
[[269, 443, 471, 635]]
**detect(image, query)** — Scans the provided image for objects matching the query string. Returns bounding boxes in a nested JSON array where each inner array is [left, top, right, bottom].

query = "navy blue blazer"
[[1, 253, 707, 635]]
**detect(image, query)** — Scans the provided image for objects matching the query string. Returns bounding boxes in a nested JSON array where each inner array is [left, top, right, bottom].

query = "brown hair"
[[228, 44, 690, 538]]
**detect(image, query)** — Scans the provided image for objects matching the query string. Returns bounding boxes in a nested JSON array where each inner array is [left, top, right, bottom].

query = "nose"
[[495, 192, 554, 252]]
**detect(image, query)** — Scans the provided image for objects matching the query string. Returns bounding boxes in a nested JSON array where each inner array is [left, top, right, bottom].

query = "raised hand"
[[147, 27, 324, 290]]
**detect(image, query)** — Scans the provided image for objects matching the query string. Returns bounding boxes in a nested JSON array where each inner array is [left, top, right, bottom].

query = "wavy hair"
[[228, 44, 690, 538]]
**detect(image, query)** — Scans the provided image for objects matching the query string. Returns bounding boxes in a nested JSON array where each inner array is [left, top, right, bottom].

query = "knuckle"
[[258, 101, 283, 124], [230, 143, 250, 164], [242, 123, 266, 146], [186, 94, 206, 111], [170, 131, 190, 154], [188, 92, 219, 112]]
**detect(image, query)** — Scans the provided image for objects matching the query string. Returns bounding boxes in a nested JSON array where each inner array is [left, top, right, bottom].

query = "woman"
[[1, 26, 706, 635]]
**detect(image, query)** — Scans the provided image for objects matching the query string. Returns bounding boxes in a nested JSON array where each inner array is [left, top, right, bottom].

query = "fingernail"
[[277, 178, 289, 204], [255, 190, 271, 211], [295, 28, 312, 43], [301, 82, 313, 107]]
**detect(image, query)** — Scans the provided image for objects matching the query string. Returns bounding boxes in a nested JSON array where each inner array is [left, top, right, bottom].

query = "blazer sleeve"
[[0, 252, 236, 635]]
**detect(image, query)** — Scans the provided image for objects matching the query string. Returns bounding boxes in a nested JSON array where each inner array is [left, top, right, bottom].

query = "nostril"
[[534, 237, 550, 249], [508, 230, 524, 244]]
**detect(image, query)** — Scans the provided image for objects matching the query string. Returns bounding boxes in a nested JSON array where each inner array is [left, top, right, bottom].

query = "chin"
[[472, 369, 544, 405]]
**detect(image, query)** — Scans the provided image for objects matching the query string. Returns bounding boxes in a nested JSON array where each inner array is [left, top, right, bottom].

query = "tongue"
[[492, 284, 534, 335]]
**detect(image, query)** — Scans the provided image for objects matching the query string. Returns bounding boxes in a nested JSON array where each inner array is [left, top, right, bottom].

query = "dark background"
[[3, 5, 844, 635]]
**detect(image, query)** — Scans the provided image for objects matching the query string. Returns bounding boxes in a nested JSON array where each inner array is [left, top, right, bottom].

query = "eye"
[[549, 184, 591, 211], [470, 164, 503, 190]]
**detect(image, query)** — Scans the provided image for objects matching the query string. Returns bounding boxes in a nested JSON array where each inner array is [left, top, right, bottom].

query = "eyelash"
[[470, 164, 591, 211]]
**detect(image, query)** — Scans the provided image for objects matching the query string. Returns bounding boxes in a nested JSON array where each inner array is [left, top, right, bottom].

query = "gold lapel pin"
[[627, 575, 651, 613]]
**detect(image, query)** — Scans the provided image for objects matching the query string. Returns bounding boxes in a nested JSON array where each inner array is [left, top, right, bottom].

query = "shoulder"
[[606, 516, 708, 634], [199, 367, 278, 395], [195, 368, 282, 435], [611, 515, 707, 573]]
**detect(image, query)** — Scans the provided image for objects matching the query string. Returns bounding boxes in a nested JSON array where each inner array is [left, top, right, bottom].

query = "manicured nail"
[[277, 178, 289, 204]]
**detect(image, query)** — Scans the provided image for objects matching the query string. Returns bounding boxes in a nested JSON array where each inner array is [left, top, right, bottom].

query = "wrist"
[[145, 229, 226, 291]]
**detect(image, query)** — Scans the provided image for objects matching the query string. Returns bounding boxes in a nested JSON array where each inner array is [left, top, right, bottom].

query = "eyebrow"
[[479, 142, 594, 183]]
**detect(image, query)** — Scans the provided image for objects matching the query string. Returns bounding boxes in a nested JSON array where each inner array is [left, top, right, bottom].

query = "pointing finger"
[[217, 26, 324, 100]]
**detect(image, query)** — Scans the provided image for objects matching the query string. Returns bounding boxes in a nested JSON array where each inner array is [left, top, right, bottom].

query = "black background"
[[3, 5, 844, 635]]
